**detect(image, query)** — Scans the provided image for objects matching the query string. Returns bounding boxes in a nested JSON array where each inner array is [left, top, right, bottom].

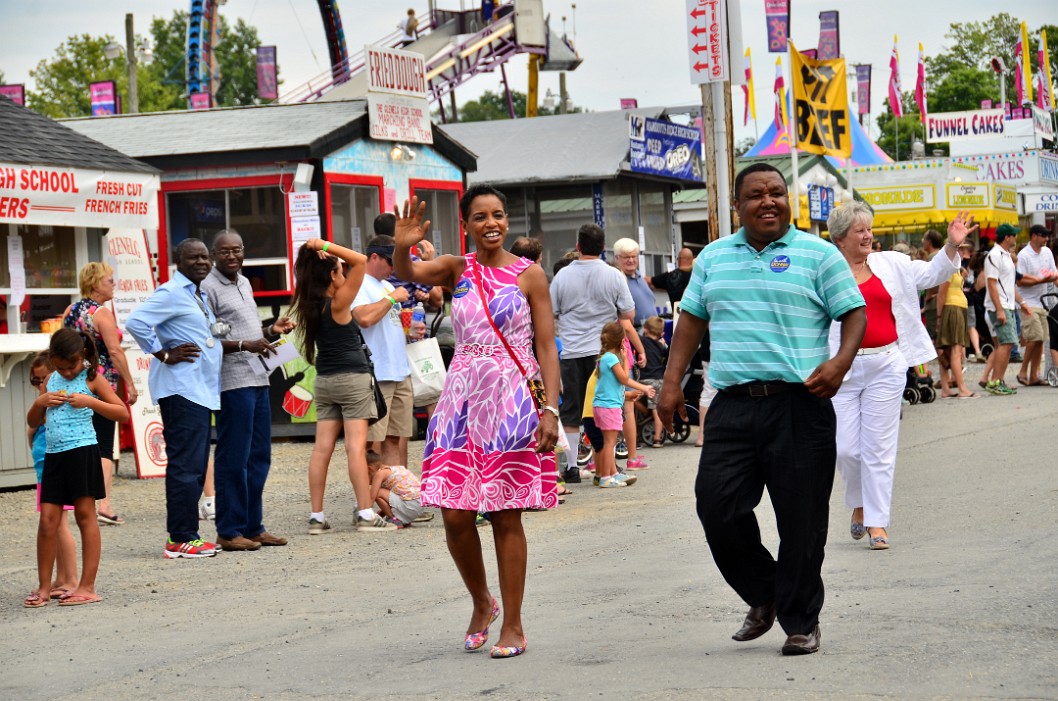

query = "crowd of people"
[[22, 165, 1054, 660]]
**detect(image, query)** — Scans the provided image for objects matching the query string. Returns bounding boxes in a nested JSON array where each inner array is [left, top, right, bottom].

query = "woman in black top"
[[291, 239, 395, 534]]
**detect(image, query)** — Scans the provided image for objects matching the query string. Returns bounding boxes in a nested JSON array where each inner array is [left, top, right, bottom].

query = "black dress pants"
[[695, 387, 836, 636]]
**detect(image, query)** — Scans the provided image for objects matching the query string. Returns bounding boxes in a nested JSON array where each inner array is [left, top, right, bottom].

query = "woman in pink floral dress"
[[393, 184, 560, 659]]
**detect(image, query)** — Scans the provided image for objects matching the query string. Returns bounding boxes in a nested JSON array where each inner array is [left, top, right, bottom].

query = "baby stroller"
[[1042, 293, 1058, 387], [903, 366, 937, 404]]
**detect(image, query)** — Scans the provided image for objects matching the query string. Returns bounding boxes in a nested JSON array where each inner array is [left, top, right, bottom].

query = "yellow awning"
[[870, 208, 1018, 234]]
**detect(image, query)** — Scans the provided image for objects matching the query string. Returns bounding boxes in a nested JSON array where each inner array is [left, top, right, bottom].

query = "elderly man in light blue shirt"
[[126, 238, 223, 559]]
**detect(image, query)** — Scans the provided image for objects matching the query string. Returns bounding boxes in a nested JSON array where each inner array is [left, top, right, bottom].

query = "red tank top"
[[858, 274, 899, 349]]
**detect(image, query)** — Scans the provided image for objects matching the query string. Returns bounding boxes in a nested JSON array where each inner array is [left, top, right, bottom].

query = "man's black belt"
[[721, 382, 802, 397]]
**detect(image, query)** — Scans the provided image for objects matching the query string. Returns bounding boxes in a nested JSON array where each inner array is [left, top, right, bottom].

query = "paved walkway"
[[2, 374, 1056, 700]]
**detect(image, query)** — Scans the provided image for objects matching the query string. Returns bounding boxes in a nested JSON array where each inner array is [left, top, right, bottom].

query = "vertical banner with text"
[[856, 64, 872, 116], [789, 42, 852, 158], [90, 81, 118, 116], [0, 84, 26, 106], [765, 0, 790, 53], [817, 11, 840, 60], [256, 46, 278, 101]]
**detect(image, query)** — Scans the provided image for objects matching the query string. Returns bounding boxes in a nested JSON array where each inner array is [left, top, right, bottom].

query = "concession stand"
[[0, 96, 159, 487], [64, 98, 474, 438]]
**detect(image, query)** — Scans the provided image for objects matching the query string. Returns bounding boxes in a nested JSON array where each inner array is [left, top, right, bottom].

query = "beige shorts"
[[314, 371, 376, 422], [368, 377, 415, 441], [1022, 306, 1049, 342]]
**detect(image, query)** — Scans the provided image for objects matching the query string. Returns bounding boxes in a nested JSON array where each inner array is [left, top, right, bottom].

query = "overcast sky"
[[1, 0, 1052, 144]]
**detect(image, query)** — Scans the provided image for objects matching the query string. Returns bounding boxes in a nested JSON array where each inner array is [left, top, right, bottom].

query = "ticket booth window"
[[413, 188, 461, 257], [0, 224, 95, 332], [330, 184, 380, 251]]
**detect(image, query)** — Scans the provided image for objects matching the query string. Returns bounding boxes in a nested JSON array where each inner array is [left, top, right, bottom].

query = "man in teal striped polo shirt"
[[659, 163, 866, 656]]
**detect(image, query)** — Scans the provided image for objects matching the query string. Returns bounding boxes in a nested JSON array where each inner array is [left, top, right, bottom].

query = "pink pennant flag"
[[888, 36, 903, 118], [914, 43, 927, 123]]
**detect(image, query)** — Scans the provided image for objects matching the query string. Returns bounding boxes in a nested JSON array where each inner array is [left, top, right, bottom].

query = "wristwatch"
[[542, 405, 560, 418], [159, 350, 169, 364]]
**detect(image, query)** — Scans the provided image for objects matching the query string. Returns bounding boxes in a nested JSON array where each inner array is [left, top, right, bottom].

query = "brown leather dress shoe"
[[250, 531, 288, 546], [218, 536, 262, 551], [781, 625, 821, 655], [731, 602, 777, 641]]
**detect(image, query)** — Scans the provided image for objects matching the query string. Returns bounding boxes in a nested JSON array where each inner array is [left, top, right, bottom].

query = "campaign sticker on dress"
[[453, 279, 471, 298], [770, 255, 791, 273]]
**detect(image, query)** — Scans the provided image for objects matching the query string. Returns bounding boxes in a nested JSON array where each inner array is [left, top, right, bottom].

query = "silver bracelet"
[[239, 340, 244, 352]]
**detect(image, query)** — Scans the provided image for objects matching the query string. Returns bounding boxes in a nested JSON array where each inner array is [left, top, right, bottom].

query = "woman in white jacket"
[[827, 202, 972, 550]]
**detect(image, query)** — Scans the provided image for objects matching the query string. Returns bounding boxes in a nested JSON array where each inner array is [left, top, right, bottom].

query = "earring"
[[83, 359, 91, 369]]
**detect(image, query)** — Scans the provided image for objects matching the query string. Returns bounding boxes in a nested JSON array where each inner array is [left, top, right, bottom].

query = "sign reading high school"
[[0, 163, 159, 229]]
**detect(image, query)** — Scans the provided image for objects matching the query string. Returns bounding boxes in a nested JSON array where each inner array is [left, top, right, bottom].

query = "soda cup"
[[400, 308, 413, 335]]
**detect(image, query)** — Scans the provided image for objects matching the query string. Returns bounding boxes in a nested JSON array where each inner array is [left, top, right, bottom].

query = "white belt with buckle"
[[857, 341, 898, 356]]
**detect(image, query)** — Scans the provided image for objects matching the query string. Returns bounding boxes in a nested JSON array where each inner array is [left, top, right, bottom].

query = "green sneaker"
[[996, 381, 1017, 395]]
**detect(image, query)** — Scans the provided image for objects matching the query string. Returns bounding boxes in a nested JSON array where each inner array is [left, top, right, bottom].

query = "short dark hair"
[[373, 212, 396, 237], [734, 163, 786, 201], [175, 237, 207, 260], [459, 183, 507, 220], [1030, 224, 1051, 238], [509, 236, 543, 262], [922, 229, 943, 249], [367, 234, 395, 249], [577, 223, 606, 256], [552, 257, 575, 276]]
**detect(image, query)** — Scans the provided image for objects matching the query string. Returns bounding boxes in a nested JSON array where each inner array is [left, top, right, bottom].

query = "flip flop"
[[557, 486, 573, 496], [1028, 379, 1048, 386], [23, 592, 49, 608], [97, 512, 124, 525], [50, 587, 72, 600], [57, 594, 102, 607], [1016, 376, 1029, 386], [955, 393, 979, 399]]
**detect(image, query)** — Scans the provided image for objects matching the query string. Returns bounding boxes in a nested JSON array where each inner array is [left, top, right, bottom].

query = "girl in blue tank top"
[[24, 329, 128, 608]]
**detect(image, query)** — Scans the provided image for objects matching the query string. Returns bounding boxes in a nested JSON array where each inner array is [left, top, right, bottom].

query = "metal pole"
[[701, 84, 721, 241], [559, 72, 568, 115], [125, 13, 138, 114]]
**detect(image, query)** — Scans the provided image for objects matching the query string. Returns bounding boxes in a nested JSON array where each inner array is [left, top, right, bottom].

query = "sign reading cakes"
[[629, 116, 703, 181], [366, 45, 433, 145], [924, 109, 1006, 142]]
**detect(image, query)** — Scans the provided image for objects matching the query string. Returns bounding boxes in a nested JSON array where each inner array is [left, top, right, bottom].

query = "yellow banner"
[[789, 41, 852, 157]]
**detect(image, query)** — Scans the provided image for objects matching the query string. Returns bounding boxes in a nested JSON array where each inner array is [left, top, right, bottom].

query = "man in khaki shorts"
[[353, 231, 420, 465], [1015, 224, 1057, 386]]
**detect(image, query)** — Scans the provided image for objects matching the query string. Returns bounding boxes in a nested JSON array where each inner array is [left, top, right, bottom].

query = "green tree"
[[25, 11, 272, 118], [436, 89, 583, 122], [734, 136, 756, 157], [875, 93, 928, 161]]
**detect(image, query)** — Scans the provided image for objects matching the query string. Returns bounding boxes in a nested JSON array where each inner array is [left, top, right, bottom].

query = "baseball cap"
[[994, 223, 1019, 242]]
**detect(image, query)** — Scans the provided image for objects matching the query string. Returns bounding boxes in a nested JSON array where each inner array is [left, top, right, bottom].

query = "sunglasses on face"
[[30, 376, 44, 386]]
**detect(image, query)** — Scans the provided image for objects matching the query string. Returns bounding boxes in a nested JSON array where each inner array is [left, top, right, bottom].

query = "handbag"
[[359, 330, 388, 425], [406, 337, 447, 405], [470, 257, 546, 415]]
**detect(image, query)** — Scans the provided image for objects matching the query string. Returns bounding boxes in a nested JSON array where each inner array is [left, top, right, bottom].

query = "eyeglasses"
[[30, 376, 44, 386], [213, 246, 244, 257]]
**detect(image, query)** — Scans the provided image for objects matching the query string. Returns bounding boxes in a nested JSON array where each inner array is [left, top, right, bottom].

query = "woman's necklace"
[[854, 258, 870, 281]]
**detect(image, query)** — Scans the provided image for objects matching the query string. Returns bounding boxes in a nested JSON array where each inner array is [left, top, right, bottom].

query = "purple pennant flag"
[[0, 84, 26, 106], [856, 64, 872, 116], [89, 81, 118, 116], [765, 0, 790, 53], [256, 46, 278, 101], [817, 11, 840, 60]]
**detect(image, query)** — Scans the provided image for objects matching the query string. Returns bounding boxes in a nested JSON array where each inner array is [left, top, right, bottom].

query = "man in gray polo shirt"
[[203, 230, 295, 551], [551, 223, 644, 482]]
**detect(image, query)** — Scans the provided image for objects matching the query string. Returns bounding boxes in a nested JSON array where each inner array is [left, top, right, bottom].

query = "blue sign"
[[592, 183, 605, 227], [629, 116, 703, 182], [808, 185, 834, 222]]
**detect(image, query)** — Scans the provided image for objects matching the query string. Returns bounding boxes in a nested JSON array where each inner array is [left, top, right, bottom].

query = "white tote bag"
[[406, 338, 447, 405]]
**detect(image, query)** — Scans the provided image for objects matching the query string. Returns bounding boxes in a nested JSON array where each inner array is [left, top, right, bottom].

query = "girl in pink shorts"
[[592, 323, 656, 488]]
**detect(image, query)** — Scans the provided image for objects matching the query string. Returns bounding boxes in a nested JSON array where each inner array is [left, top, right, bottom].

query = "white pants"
[[831, 347, 906, 528]]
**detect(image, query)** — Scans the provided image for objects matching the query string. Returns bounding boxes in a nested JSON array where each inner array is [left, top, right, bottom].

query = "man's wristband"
[[385, 295, 398, 306]]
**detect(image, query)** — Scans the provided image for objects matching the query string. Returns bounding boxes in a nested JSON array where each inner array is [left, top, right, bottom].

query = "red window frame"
[[159, 173, 295, 297], [408, 179, 465, 254], [323, 173, 385, 244]]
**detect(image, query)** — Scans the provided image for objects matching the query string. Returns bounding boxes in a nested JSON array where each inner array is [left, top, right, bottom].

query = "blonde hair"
[[613, 238, 639, 257], [643, 316, 664, 338], [78, 262, 114, 298]]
